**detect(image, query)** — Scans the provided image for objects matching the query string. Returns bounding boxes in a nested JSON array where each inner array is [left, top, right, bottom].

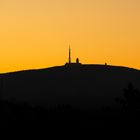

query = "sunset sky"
[[0, 0, 140, 72]]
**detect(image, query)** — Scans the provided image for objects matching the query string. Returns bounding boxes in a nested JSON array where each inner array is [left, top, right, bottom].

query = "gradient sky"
[[0, 0, 140, 72]]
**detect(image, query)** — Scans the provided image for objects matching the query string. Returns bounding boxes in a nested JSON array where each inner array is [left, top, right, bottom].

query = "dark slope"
[[1, 65, 140, 108]]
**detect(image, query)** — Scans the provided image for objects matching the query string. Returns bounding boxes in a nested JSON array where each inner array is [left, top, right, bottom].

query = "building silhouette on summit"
[[65, 47, 82, 66]]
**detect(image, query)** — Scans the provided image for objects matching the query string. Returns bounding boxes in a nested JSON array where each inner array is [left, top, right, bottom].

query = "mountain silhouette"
[[1, 64, 140, 109]]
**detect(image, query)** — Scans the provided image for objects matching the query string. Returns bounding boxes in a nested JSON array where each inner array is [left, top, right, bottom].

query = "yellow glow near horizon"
[[0, 0, 140, 72]]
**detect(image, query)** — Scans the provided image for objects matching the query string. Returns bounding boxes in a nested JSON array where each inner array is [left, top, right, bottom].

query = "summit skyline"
[[0, 0, 140, 72]]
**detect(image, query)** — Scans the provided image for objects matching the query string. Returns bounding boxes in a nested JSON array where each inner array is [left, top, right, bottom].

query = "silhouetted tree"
[[116, 83, 140, 112]]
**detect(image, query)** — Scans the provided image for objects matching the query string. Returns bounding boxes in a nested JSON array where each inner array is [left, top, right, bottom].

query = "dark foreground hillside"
[[1, 96, 140, 130]]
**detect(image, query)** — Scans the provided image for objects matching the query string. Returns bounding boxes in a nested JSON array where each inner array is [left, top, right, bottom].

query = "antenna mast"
[[69, 46, 71, 64]]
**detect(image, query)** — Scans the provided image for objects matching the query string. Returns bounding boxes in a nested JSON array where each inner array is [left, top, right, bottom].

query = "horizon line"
[[0, 63, 139, 74]]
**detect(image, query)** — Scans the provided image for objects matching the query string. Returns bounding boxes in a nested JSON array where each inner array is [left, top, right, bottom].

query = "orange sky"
[[0, 0, 140, 72]]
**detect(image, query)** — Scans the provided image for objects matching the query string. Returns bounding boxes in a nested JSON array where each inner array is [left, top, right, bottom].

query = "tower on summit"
[[65, 46, 82, 66], [69, 46, 71, 64]]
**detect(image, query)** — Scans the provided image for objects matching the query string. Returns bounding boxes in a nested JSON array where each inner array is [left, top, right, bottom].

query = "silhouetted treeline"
[[1, 83, 140, 129]]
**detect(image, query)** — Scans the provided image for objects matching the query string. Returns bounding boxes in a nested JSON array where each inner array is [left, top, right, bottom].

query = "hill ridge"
[[1, 64, 139, 75], [1, 64, 140, 109]]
